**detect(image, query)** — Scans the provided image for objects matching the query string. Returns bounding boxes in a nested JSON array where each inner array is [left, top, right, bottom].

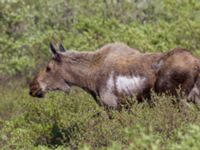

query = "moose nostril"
[[37, 90, 44, 97], [29, 91, 33, 96]]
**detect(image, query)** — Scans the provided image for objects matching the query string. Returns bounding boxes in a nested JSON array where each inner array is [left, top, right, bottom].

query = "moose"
[[29, 42, 163, 110], [29, 43, 200, 110]]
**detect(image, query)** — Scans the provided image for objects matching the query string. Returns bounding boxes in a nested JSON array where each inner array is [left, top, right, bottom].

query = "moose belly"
[[115, 75, 147, 95]]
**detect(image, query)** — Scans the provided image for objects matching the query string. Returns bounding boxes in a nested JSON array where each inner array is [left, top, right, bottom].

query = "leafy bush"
[[0, 0, 200, 75], [1, 83, 200, 149]]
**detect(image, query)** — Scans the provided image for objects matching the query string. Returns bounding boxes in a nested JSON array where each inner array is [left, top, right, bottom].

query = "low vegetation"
[[1, 82, 200, 149], [1, 0, 200, 149]]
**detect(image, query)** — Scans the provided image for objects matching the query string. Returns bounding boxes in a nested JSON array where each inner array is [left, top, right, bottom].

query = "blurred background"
[[1, 0, 200, 78], [1, 0, 200, 149]]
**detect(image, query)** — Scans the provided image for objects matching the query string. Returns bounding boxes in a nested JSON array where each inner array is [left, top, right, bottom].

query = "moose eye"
[[46, 66, 51, 72]]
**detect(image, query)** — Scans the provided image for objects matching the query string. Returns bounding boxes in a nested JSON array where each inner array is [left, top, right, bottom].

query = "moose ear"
[[59, 43, 66, 52], [49, 43, 61, 62], [49, 43, 57, 56]]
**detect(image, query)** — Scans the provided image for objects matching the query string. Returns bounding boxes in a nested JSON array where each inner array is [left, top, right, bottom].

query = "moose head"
[[29, 43, 71, 97]]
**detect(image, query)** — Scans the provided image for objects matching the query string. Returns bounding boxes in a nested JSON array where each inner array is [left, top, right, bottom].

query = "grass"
[[1, 80, 200, 149]]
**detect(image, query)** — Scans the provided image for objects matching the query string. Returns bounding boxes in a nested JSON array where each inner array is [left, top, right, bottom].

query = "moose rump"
[[154, 48, 200, 106]]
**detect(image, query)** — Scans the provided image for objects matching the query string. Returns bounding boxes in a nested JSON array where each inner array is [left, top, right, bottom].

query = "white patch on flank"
[[107, 73, 114, 92], [102, 74, 146, 108], [101, 73, 118, 108], [116, 75, 146, 95]]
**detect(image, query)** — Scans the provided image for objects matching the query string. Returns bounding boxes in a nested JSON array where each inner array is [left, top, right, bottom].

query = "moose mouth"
[[29, 81, 71, 98], [29, 89, 45, 98], [29, 86, 71, 98]]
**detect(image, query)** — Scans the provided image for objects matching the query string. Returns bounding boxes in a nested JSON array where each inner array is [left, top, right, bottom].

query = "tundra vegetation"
[[1, 0, 200, 149]]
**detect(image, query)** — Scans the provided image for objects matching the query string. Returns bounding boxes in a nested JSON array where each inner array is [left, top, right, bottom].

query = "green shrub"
[[0, 0, 200, 75], [1, 85, 200, 149]]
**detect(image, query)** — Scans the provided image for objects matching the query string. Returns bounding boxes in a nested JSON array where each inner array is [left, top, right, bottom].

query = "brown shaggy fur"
[[154, 48, 200, 105]]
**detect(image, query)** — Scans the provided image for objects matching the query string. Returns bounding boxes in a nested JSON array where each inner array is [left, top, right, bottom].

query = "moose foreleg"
[[99, 91, 120, 110]]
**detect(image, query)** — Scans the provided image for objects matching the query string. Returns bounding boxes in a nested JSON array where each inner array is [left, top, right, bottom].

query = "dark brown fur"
[[154, 48, 200, 105]]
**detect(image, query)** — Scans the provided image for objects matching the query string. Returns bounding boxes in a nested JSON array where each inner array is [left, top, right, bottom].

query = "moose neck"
[[62, 51, 100, 93]]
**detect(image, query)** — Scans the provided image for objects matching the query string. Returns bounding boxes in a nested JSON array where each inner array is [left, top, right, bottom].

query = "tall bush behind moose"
[[0, 0, 200, 76]]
